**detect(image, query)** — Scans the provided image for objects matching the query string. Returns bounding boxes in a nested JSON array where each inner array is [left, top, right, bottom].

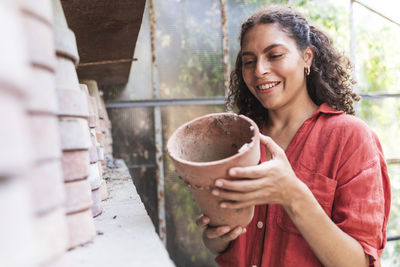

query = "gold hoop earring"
[[305, 66, 310, 76]]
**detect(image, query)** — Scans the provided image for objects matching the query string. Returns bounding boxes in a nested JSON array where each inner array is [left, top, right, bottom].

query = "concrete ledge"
[[65, 160, 175, 267]]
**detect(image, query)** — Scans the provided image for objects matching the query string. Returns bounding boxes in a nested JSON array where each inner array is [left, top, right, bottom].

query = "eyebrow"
[[241, 43, 285, 57]]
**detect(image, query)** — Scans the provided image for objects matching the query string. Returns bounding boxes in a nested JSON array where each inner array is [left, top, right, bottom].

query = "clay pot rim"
[[167, 112, 260, 167]]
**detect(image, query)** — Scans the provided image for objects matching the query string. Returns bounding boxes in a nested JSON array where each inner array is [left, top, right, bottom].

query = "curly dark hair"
[[226, 5, 359, 127]]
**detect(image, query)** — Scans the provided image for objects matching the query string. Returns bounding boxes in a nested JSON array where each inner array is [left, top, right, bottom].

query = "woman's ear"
[[303, 46, 314, 66]]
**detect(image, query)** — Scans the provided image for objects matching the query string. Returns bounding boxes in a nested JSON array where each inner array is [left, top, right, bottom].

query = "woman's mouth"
[[257, 81, 280, 92]]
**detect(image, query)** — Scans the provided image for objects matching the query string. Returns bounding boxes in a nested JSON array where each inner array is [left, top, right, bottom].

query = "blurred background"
[[1, 0, 399, 266]]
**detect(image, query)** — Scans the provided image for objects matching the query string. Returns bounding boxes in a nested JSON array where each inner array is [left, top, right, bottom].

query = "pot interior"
[[169, 114, 255, 163]]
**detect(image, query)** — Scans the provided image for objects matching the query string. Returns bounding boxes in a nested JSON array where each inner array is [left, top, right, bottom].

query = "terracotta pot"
[[61, 150, 90, 181], [91, 188, 102, 217], [33, 206, 68, 265], [29, 160, 65, 214], [64, 179, 93, 214], [66, 208, 96, 250], [58, 117, 91, 150], [26, 67, 58, 114], [54, 25, 80, 65], [21, 11, 56, 71], [167, 113, 260, 227], [28, 114, 62, 161], [56, 89, 89, 118]]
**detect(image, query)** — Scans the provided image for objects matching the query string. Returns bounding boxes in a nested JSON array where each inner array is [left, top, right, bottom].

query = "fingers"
[[260, 134, 285, 159], [196, 214, 210, 227], [214, 177, 267, 192], [228, 161, 272, 178], [212, 186, 262, 202], [204, 225, 246, 240]]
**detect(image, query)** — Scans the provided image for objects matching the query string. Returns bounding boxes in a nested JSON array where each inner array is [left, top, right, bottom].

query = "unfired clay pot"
[[167, 113, 260, 227]]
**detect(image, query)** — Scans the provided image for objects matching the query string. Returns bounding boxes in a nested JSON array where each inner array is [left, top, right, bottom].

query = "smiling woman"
[[196, 5, 391, 267]]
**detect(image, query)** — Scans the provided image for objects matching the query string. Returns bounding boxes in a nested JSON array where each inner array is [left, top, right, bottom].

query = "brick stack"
[[81, 83, 103, 217], [0, 2, 36, 266], [52, 0, 96, 250], [18, 0, 70, 265], [99, 90, 114, 163], [82, 80, 109, 201]]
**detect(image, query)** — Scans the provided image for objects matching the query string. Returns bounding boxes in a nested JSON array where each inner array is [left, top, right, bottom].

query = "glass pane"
[[382, 164, 400, 266], [358, 98, 400, 159], [108, 107, 159, 229], [163, 105, 225, 267], [157, 0, 225, 98], [354, 3, 400, 94]]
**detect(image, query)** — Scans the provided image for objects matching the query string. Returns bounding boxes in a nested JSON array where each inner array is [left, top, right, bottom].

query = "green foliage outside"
[[155, 0, 400, 265]]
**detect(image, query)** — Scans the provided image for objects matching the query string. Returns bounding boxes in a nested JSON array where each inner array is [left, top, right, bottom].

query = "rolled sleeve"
[[332, 131, 390, 266]]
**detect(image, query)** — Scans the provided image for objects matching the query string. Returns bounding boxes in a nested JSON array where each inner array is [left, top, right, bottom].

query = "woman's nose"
[[255, 57, 270, 77]]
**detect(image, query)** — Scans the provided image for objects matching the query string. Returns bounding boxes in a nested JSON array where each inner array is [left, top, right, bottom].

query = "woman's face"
[[241, 23, 312, 111]]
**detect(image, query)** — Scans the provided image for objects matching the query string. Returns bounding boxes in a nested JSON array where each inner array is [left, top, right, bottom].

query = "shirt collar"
[[317, 103, 343, 115]]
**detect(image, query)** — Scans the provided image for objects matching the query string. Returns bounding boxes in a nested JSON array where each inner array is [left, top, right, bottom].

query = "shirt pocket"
[[276, 171, 337, 235]]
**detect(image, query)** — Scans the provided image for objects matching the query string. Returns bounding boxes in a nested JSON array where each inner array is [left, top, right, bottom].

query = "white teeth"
[[258, 82, 279, 90]]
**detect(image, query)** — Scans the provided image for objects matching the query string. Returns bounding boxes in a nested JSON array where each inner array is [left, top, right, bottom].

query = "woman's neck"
[[264, 96, 318, 151]]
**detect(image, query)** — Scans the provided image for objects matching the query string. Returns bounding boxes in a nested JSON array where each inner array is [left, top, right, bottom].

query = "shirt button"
[[257, 221, 263, 229]]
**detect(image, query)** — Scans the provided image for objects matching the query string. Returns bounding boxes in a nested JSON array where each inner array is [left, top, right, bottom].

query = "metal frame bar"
[[149, 0, 166, 246], [220, 0, 231, 107], [353, 0, 400, 28], [105, 96, 226, 108]]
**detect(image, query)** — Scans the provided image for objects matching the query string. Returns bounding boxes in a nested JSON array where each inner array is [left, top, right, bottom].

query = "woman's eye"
[[243, 61, 254, 66], [269, 54, 283, 59]]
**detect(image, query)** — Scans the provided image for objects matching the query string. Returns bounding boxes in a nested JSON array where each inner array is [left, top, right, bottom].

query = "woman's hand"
[[211, 134, 305, 210], [196, 214, 246, 254]]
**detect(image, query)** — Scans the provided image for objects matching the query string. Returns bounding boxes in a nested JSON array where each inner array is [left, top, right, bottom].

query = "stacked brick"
[[82, 80, 110, 201], [0, 0, 113, 265], [19, 0, 69, 265], [81, 83, 103, 217], [0, 2, 36, 266], [52, 0, 96, 250]]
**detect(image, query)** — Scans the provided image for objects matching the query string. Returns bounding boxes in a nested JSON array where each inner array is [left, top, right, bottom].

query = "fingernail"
[[215, 180, 223, 187], [222, 226, 231, 233], [220, 203, 227, 208], [229, 169, 236, 176], [212, 189, 219, 196]]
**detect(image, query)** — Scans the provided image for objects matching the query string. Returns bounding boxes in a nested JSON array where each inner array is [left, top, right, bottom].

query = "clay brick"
[[57, 89, 89, 118], [0, 1, 31, 96], [99, 179, 108, 201], [58, 117, 91, 150], [88, 163, 101, 190], [54, 25, 79, 65], [97, 145, 105, 161], [66, 208, 96, 250], [64, 178, 93, 214], [90, 96, 100, 129], [18, 0, 53, 26], [80, 84, 97, 127], [29, 160, 66, 214], [28, 114, 62, 161], [91, 188, 102, 217], [21, 12, 56, 71], [61, 150, 90, 181], [100, 117, 107, 133], [0, 179, 36, 267], [34, 207, 69, 265], [96, 131, 105, 147], [0, 90, 33, 177], [26, 66, 58, 114], [89, 146, 98, 164], [55, 56, 80, 91]]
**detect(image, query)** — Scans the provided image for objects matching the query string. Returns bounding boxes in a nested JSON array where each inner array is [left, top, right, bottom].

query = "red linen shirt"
[[215, 103, 391, 267]]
